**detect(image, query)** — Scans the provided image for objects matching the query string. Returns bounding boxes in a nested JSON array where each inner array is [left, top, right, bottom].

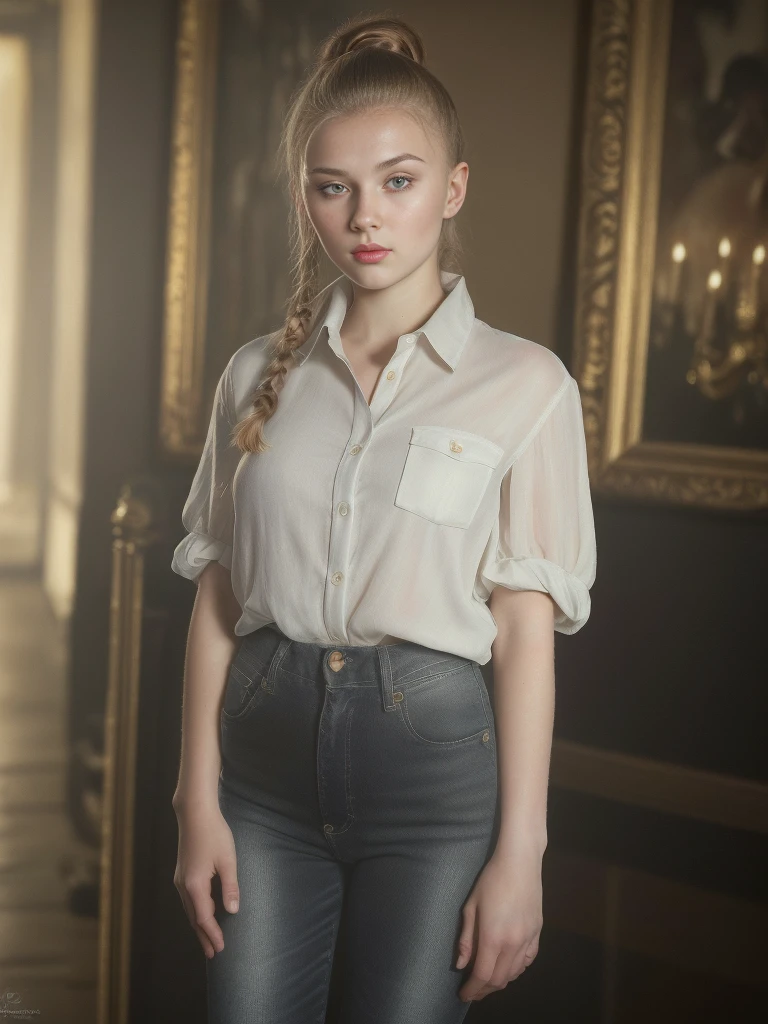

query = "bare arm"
[[488, 586, 554, 860], [172, 560, 242, 811], [172, 561, 244, 959], [456, 586, 554, 1001]]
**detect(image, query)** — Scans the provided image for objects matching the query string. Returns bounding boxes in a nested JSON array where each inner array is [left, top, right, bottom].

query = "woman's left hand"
[[455, 847, 544, 1003]]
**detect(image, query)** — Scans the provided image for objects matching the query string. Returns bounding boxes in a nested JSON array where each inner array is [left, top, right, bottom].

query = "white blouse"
[[171, 270, 597, 665]]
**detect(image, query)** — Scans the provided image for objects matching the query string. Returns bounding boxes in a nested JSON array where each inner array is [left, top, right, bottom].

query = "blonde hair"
[[232, 11, 466, 454]]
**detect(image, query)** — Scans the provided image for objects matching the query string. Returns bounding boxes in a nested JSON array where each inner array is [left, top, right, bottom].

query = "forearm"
[[172, 561, 241, 811], [489, 590, 555, 860]]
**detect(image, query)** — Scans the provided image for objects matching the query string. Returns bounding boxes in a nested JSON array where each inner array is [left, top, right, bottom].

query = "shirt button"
[[386, 370, 395, 380], [331, 571, 344, 585], [338, 502, 349, 516], [449, 440, 463, 452], [404, 334, 416, 344], [349, 444, 362, 455]]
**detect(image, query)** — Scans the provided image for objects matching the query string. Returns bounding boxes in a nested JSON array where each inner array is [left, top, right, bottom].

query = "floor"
[[0, 573, 98, 1022]]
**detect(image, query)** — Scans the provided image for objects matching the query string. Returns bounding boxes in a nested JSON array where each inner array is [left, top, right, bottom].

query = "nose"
[[349, 190, 381, 232]]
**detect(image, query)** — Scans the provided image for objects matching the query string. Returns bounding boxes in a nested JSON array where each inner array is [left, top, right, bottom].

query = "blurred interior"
[[0, 0, 765, 1022]]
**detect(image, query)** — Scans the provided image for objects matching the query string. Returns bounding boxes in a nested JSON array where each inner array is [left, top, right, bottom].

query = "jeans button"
[[328, 651, 345, 672]]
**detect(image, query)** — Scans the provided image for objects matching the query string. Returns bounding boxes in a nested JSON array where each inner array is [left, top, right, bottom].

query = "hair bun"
[[319, 14, 426, 67]]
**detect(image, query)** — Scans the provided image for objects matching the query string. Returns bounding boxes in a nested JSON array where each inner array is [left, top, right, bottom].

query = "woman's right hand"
[[173, 798, 239, 958]]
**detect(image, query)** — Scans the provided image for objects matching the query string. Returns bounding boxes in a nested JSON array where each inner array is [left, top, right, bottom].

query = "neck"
[[340, 261, 447, 355]]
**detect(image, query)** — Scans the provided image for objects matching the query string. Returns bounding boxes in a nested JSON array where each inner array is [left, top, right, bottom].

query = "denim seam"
[[316, 875, 344, 1024], [470, 664, 493, 734], [221, 675, 268, 723], [392, 656, 472, 686], [398, 706, 489, 747], [328, 702, 355, 836], [472, 665, 498, 768], [400, 662, 483, 693]]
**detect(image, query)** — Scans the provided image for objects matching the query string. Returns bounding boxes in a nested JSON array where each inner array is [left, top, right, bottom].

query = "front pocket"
[[220, 629, 291, 724], [397, 663, 491, 746], [394, 425, 504, 529], [221, 663, 269, 722]]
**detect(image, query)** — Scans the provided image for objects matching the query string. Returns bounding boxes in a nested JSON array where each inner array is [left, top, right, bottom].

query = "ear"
[[444, 161, 469, 219], [444, 160, 468, 219]]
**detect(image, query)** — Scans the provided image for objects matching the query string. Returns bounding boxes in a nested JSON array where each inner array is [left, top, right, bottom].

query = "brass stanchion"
[[98, 480, 162, 1024]]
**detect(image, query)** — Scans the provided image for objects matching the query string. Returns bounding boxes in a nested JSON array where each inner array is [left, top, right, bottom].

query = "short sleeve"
[[170, 358, 242, 583], [478, 375, 597, 633]]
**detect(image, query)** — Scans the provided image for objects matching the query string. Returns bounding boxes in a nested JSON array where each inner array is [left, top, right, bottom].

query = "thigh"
[[207, 787, 346, 1024], [337, 843, 487, 1024]]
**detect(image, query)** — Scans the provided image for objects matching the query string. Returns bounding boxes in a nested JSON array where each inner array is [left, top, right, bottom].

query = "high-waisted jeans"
[[207, 623, 501, 1024]]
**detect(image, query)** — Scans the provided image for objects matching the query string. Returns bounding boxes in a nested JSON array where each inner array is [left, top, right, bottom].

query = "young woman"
[[171, 13, 596, 1023]]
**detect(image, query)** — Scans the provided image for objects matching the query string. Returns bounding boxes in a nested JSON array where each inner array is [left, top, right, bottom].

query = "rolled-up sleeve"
[[478, 375, 597, 633], [170, 358, 242, 583]]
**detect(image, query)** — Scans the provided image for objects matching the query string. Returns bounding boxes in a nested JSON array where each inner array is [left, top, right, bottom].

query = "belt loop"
[[377, 644, 396, 712]]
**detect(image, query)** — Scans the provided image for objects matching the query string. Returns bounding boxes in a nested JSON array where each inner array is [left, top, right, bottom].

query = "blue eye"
[[317, 174, 415, 197], [388, 175, 414, 191]]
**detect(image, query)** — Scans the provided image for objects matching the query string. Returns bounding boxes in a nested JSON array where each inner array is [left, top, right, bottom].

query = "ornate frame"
[[573, 0, 768, 510], [158, 0, 218, 457]]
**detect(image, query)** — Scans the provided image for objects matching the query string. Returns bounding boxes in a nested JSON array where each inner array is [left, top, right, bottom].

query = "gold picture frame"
[[158, 0, 219, 458], [573, 0, 768, 510], [158, 0, 356, 460]]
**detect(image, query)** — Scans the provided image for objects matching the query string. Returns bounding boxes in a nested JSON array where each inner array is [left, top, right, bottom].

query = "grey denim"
[[207, 623, 501, 1024]]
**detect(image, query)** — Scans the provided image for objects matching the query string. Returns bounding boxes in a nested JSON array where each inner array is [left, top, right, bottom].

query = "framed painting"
[[573, 0, 768, 509], [158, 0, 355, 457]]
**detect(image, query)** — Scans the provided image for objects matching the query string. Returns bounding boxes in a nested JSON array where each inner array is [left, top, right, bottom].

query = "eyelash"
[[316, 174, 415, 198]]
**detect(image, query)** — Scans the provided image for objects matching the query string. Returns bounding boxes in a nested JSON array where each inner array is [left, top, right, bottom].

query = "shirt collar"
[[294, 269, 475, 371]]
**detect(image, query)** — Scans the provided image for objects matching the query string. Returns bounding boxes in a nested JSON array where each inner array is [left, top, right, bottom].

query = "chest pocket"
[[394, 425, 504, 529]]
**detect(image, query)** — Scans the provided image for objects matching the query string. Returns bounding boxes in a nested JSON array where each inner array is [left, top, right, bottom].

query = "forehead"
[[306, 108, 439, 166]]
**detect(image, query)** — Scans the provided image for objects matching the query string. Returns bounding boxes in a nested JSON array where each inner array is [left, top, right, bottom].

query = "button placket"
[[323, 389, 371, 644], [368, 336, 419, 424], [323, 333, 417, 643]]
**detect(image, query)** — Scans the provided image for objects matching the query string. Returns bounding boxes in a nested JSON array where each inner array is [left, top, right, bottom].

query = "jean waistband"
[[239, 623, 481, 712]]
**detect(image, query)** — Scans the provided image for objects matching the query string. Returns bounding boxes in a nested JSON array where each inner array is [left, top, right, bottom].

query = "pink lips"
[[352, 248, 391, 263]]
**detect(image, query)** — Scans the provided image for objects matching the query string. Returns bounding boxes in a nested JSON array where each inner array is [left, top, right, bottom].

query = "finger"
[[523, 936, 540, 965], [187, 878, 224, 952], [179, 888, 216, 959], [458, 938, 502, 1003], [470, 943, 524, 1000], [488, 945, 520, 990], [505, 939, 535, 982], [218, 856, 240, 914], [455, 902, 476, 970]]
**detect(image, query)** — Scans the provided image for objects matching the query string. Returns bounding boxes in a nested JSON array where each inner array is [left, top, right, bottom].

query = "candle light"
[[736, 243, 765, 330], [717, 236, 731, 291], [669, 242, 686, 305], [699, 269, 721, 348]]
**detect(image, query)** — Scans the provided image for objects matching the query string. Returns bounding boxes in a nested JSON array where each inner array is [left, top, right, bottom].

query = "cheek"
[[394, 189, 445, 233], [304, 193, 343, 237]]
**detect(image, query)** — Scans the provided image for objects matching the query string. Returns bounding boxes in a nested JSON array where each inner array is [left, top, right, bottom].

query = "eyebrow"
[[308, 152, 426, 175]]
